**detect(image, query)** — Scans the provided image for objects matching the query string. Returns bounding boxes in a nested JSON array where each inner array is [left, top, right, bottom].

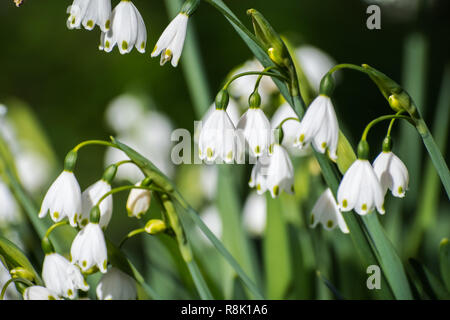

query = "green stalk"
[[158, 192, 213, 300]]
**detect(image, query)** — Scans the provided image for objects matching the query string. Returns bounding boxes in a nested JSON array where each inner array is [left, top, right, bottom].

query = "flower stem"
[[1, 278, 34, 300], [361, 114, 415, 141], [95, 184, 163, 208], [72, 140, 116, 152], [44, 220, 69, 239], [119, 228, 146, 249], [223, 71, 289, 90]]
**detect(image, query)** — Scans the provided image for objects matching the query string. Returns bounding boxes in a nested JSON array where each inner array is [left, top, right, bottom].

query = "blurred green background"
[[0, 0, 449, 300]]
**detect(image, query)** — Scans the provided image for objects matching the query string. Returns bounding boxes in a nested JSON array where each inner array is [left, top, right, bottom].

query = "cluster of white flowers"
[[67, 0, 191, 66], [30, 160, 145, 300], [337, 148, 409, 216]]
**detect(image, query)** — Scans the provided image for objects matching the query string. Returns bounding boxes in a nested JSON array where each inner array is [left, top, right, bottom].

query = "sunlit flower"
[[310, 188, 349, 233], [249, 144, 294, 198], [337, 159, 385, 215], [294, 95, 339, 160], [126, 181, 151, 218], [42, 252, 89, 299], [79, 180, 113, 228], [237, 107, 273, 158], [96, 267, 137, 300], [152, 13, 189, 67], [70, 222, 108, 273], [242, 192, 267, 237], [67, 0, 112, 32], [198, 109, 236, 163], [0, 180, 20, 224], [23, 286, 61, 300], [100, 0, 147, 54], [373, 151, 409, 198], [39, 171, 82, 227]]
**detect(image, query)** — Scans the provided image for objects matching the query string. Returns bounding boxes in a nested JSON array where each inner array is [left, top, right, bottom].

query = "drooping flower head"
[[126, 180, 152, 218], [96, 267, 137, 300], [100, 0, 147, 54], [198, 107, 236, 164], [373, 150, 409, 198], [23, 286, 61, 300], [237, 94, 273, 158], [39, 170, 82, 227], [294, 94, 339, 160], [79, 165, 117, 229], [70, 222, 108, 273], [310, 188, 349, 234], [337, 158, 385, 216], [42, 252, 89, 299], [67, 0, 112, 32], [152, 13, 189, 67], [249, 144, 294, 198]]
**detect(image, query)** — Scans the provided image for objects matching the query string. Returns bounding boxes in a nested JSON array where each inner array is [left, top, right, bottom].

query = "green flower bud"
[[102, 164, 118, 184], [357, 140, 370, 160], [64, 150, 78, 172], [10, 267, 35, 282], [247, 9, 290, 68], [248, 91, 261, 108], [41, 237, 55, 255], [363, 64, 418, 117], [180, 0, 200, 16], [145, 219, 167, 235], [89, 206, 101, 224], [319, 73, 335, 96], [215, 89, 229, 110], [382, 136, 393, 152]]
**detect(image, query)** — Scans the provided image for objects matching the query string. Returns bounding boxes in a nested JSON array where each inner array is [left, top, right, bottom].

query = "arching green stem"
[[253, 66, 277, 92], [361, 114, 415, 141], [72, 140, 116, 152], [1, 278, 34, 300], [44, 220, 69, 239], [119, 228, 146, 249], [223, 71, 289, 91], [327, 63, 373, 76], [387, 111, 405, 137], [95, 184, 163, 208]]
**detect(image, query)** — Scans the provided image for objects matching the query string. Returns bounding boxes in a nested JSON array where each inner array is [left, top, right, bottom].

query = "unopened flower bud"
[[145, 219, 167, 235]]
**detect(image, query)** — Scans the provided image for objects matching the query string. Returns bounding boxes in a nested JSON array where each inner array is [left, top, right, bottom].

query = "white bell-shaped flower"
[[373, 151, 409, 198], [96, 267, 137, 300], [80, 180, 113, 229], [249, 144, 294, 198], [151, 13, 189, 67], [294, 95, 339, 160], [126, 181, 151, 218], [70, 222, 108, 273], [39, 171, 82, 227], [310, 188, 349, 234], [67, 0, 112, 32], [237, 107, 273, 158], [42, 252, 89, 299], [337, 159, 385, 215], [198, 109, 236, 163], [100, 0, 147, 54], [23, 286, 61, 300]]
